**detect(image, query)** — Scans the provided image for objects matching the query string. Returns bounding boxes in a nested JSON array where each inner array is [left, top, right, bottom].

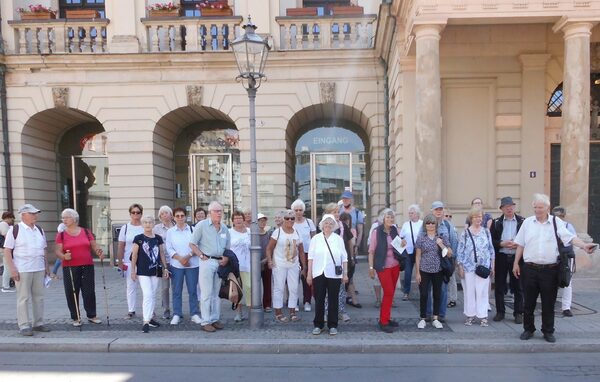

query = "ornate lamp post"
[[231, 16, 269, 329]]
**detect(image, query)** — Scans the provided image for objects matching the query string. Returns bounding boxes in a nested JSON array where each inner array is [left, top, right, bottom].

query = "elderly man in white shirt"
[[3, 204, 50, 336], [513, 194, 596, 343]]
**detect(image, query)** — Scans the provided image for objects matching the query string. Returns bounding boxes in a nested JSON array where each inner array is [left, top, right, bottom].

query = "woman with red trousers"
[[368, 208, 402, 333]]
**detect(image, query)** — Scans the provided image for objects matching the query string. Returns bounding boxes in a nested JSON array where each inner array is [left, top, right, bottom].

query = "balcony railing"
[[275, 14, 377, 50], [8, 19, 109, 54], [140, 16, 243, 52]]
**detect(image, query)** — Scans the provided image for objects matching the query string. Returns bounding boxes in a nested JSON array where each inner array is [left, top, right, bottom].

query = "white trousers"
[[15, 270, 45, 329], [138, 275, 159, 322], [272, 265, 299, 309], [462, 271, 490, 319], [560, 259, 574, 310], [124, 263, 137, 313], [198, 259, 221, 326]]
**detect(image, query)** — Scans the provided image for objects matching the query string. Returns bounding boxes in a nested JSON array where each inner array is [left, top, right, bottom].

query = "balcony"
[[275, 14, 377, 50], [140, 16, 243, 52], [8, 18, 109, 54]]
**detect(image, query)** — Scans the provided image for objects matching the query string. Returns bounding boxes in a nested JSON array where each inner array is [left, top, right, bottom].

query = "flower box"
[[66, 9, 101, 19], [285, 7, 318, 17], [201, 8, 233, 16], [20, 11, 56, 20], [331, 6, 364, 16], [148, 9, 181, 18]]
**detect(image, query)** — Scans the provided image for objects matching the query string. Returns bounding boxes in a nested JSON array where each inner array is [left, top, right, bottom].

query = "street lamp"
[[231, 16, 269, 329]]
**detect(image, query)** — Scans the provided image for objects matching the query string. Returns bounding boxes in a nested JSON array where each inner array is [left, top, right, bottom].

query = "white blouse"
[[308, 232, 347, 279]]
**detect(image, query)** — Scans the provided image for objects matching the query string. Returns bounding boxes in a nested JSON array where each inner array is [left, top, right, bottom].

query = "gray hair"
[[421, 213, 438, 234], [323, 202, 338, 215], [378, 208, 395, 224], [208, 201, 223, 212], [291, 199, 306, 211], [158, 205, 173, 217], [532, 193, 550, 207], [61, 208, 79, 224], [407, 204, 421, 216], [282, 209, 294, 219], [552, 206, 566, 217], [274, 209, 287, 219], [141, 215, 155, 225]]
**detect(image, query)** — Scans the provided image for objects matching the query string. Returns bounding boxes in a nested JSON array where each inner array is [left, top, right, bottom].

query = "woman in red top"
[[55, 208, 104, 326]]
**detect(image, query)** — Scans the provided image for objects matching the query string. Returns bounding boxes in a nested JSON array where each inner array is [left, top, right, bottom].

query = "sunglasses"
[[445, 215, 452, 218], [130, 211, 142, 215], [425, 222, 436, 225], [284, 217, 295, 221]]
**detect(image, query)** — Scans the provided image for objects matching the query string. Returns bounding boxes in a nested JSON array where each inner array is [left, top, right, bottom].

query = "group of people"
[[1, 191, 596, 341]]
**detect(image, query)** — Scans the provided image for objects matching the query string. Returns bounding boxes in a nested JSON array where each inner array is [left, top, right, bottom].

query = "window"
[[547, 83, 563, 116], [59, 0, 105, 18], [182, 0, 227, 17]]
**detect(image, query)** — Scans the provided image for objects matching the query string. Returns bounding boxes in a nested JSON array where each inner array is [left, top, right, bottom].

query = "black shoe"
[[378, 322, 394, 333], [388, 319, 400, 327], [514, 313, 523, 325], [563, 309, 573, 317], [149, 319, 161, 328], [543, 333, 556, 343], [493, 312, 505, 322], [520, 330, 534, 340], [447, 301, 456, 308], [142, 323, 150, 333]]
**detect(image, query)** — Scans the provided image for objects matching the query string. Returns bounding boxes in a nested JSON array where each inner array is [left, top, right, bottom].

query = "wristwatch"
[[369, 266, 374, 270]]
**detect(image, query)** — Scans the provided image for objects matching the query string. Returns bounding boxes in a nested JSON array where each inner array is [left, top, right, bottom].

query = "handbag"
[[552, 217, 576, 288], [218, 272, 244, 310], [467, 228, 490, 279], [438, 235, 454, 283], [324, 235, 343, 276]]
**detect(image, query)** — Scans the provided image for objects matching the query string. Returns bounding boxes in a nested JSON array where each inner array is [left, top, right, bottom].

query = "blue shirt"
[[438, 219, 458, 254], [190, 218, 230, 257]]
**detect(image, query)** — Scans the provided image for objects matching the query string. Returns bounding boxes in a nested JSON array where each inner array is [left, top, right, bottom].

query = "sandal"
[[275, 314, 289, 323], [290, 313, 300, 322]]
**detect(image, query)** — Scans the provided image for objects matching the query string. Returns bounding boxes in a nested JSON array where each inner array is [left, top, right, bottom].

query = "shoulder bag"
[[324, 235, 343, 276], [467, 228, 490, 279], [553, 217, 575, 288], [438, 234, 454, 283]]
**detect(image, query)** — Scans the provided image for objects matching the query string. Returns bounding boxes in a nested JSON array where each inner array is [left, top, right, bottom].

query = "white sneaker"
[[417, 319, 426, 329], [190, 314, 201, 324], [170, 315, 181, 325], [1, 287, 15, 293], [341, 313, 351, 322], [432, 319, 443, 329], [304, 302, 311, 312], [234, 313, 243, 322]]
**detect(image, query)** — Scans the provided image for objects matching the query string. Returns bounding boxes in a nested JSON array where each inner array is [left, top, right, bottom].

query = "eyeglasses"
[[174, 214, 186, 218], [425, 222, 436, 225], [294, 209, 303, 212], [284, 217, 295, 221], [445, 215, 452, 218], [130, 211, 142, 215]]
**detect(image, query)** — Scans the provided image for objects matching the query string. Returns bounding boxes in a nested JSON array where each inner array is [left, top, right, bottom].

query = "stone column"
[[414, 24, 444, 208], [519, 54, 550, 217], [556, 22, 594, 232], [398, 58, 416, 213]]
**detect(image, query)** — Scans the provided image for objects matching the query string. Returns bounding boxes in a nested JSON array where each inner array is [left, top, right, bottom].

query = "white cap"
[[257, 213, 267, 220], [18, 204, 41, 214]]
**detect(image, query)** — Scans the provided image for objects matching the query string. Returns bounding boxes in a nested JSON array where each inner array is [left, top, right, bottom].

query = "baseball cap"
[[18, 204, 41, 214], [431, 201, 444, 210], [257, 213, 267, 220], [341, 190, 353, 199]]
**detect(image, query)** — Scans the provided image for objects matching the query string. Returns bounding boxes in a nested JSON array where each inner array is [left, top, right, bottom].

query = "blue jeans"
[[402, 259, 414, 294], [171, 266, 200, 318], [427, 281, 448, 318], [51, 259, 62, 275]]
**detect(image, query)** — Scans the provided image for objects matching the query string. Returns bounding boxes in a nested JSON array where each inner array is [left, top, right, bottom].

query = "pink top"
[[368, 229, 399, 269], [55, 229, 94, 267]]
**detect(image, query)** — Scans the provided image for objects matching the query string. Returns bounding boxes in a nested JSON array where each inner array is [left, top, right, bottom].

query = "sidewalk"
[[1, 260, 600, 354]]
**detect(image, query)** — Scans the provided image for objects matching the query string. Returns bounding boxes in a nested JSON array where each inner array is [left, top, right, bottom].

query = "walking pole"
[[67, 254, 82, 332], [100, 257, 110, 326]]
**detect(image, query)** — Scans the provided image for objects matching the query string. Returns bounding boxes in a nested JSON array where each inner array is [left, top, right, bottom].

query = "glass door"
[[70, 155, 111, 258], [190, 153, 235, 224], [310, 152, 352, 221]]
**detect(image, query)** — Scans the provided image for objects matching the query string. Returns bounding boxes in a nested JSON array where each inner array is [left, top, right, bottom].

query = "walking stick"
[[100, 257, 110, 326], [67, 261, 82, 332]]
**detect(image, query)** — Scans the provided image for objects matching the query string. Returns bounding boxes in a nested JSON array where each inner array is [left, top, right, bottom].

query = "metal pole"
[[247, 79, 263, 329]]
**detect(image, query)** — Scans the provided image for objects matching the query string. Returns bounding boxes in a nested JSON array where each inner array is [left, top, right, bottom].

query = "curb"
[[2, 337, 600, 354]]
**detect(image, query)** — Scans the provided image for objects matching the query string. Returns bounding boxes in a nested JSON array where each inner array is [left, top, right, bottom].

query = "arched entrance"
[[294, 123, 369, 222], [173, 121, 240, 224], [19, 108, 109, 252]]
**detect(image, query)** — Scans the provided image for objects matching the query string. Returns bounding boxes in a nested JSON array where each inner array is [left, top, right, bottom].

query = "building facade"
[[0, 0, 598, 260]]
